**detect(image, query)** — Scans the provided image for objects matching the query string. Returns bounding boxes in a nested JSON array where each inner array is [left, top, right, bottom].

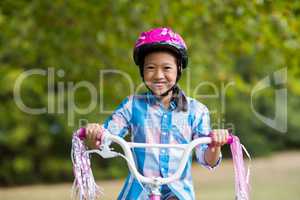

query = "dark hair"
[[172, 86, 188, 112]]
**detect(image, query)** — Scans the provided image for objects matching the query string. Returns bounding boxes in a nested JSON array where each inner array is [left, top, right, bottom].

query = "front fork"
[[149, 183, 161, 200]]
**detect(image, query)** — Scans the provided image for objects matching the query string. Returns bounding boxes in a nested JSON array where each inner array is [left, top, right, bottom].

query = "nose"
[[153, 69, 164, 79]]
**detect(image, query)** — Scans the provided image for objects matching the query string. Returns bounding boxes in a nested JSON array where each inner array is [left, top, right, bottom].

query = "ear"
[[177, 59, 182, 72], [178, 64, 182, 73], [176, 64, 182, 82]]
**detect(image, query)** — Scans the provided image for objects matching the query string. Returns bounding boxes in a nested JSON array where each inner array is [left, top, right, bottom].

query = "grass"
[[0, 151, 299, 200]]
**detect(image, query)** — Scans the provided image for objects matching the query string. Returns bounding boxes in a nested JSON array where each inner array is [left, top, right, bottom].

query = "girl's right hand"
[[85, 123, 103, 149]]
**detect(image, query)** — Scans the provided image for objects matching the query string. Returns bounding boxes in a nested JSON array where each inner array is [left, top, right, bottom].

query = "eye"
[[164, 66, 173, 70], [145, 65, 155, 70]]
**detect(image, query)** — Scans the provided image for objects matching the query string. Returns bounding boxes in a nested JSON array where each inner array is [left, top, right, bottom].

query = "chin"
[[152, 90, 168, 96], [148, 85, 171, 95]]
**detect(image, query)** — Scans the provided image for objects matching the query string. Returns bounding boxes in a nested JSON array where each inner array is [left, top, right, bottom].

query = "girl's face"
[[143, 51, 178, 96]]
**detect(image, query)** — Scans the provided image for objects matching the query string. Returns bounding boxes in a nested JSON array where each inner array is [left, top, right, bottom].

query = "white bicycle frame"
[[85, 132, 215, 200], [73, 128, 249, 200]]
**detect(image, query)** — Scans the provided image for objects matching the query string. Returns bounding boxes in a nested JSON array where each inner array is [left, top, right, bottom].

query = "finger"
[[220, 129, 225, 146], [94, 124, 103, 141], [224, 130, 229, 144], [218, 130, 224, 145], [222, 130, 227, 145], [94, 125, 101, 141], [214, 130, 219, 144], [91, 124, 98, 141], [87, 124, 95, 140], [86, 125, 92, 140], [219, 130, 223, 143], [211, 130, 217, 147], [217, 130, 222, 146], [96, 125, 103, 140], [96, 140, 101, 148]]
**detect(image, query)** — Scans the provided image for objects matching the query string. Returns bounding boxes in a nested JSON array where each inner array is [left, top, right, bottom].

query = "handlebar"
[[78, 127, 233, 186], [78, 127, 233, 144]]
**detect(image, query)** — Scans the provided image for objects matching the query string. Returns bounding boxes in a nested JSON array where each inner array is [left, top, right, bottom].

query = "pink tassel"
[[71, 130, 102, 200], [230, 135, 251, 200]]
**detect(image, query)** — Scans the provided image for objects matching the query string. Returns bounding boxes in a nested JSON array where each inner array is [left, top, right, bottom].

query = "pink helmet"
[[133, 27, 188, 69]]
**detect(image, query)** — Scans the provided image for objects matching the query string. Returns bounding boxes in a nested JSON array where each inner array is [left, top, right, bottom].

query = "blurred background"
[[0, 0, 299, 199]]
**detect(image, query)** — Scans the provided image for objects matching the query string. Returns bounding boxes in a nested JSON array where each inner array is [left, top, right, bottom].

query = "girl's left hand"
[[209, 129, 230, 148]]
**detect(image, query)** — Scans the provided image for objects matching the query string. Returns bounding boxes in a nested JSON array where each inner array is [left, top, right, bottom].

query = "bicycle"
[[71, 128, 250, 200]]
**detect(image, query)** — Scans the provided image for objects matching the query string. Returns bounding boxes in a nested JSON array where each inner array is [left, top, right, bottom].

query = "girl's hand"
[[209, 129, 230, 149], [204, 129, 230, 167], [85, 123, 103, 149]]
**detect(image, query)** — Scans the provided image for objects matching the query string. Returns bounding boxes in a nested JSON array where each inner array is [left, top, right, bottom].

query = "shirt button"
[[163, 115, 167, 118], [161, 149, 166, 154]]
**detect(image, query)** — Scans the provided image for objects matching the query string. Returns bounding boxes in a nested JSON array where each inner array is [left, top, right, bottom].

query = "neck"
[[157, 91, 173, 109]]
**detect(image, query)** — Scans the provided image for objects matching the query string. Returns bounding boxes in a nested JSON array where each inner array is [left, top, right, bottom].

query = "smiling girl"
[[84, 27, 229, 200]]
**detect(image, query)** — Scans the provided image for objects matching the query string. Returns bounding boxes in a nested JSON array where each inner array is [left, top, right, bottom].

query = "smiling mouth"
[[153, 82, 167, 87]]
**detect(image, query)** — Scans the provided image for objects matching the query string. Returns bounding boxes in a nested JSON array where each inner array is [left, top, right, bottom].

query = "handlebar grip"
[[227, 128, 234, 144], [78, 127, 87, 140], [227, 134, 234, 144], [78, 127, 103, 142], [209, 129, 234, 144]]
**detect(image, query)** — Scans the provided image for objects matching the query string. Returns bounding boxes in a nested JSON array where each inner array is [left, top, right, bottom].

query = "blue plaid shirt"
[[103, 92, 221, 200]]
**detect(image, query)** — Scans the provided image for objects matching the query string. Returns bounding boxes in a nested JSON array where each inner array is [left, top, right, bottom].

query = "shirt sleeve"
[[102, 96, 132, 139], [191, 101, 222, 170]]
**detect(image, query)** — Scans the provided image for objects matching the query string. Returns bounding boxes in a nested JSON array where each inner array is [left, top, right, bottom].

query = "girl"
[[85, 27, 229, 200]]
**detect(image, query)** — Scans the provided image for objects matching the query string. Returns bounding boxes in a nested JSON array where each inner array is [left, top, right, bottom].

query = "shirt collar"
[[145, 91, 184, 111], [146, 91, 159, 105]]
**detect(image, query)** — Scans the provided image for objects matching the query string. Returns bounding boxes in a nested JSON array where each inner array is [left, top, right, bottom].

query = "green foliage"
[[0, 0, 299, 185]]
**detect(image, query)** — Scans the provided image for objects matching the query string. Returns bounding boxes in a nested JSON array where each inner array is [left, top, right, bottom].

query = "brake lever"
[[98, 144, 119, 158], [86, 144, 119, 159]]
